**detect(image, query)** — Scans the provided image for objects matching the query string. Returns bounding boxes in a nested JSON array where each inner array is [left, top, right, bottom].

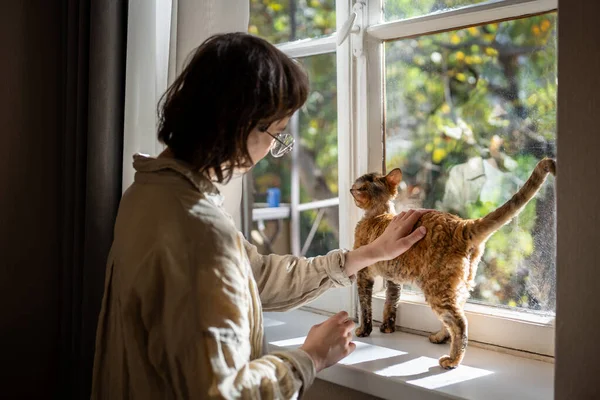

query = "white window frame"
[[255, 0, 558, 357]]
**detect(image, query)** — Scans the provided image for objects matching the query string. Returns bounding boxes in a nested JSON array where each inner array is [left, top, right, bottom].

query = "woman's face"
[[246, 117, 290, 165]]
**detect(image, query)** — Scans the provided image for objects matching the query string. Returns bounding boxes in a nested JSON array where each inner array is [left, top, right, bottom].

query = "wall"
[[174, 0, 250, 227], [554, 0, 600, 398], [0, 2, 61, 397], [123, 0, 249, 227]]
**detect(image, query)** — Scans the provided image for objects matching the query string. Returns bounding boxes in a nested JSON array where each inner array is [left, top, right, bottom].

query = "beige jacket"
[[91, 155, 353, 399]]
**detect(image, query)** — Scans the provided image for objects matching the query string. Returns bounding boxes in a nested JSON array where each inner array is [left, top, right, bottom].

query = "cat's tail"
[[467, 158, 556, 244]]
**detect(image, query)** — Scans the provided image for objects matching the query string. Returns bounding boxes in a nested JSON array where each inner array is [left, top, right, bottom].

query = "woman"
[[91, 33, 427, 399]]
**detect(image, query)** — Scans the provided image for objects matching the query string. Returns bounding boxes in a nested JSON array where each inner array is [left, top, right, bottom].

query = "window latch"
[[336, 1, 366, 57]]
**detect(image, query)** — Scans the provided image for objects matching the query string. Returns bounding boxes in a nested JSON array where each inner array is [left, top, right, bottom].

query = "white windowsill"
[[265, 310, 553, 400]]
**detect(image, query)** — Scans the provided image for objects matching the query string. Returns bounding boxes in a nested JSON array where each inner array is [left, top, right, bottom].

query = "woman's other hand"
[[300, 311, 356, 372]]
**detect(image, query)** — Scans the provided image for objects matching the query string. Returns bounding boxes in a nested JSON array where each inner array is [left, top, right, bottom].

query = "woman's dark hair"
[[157, 32, 309, 183]]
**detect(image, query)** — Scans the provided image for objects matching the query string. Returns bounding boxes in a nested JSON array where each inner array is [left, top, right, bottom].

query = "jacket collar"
[[132, 153, 224, 207]]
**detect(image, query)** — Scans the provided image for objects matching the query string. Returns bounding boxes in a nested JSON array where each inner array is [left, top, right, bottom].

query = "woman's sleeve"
[[242, 235, 355, 312], [142, 231, 318, 398]]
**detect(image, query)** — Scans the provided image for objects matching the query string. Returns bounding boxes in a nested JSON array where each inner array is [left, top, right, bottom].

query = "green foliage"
[[384, 0, 489, 21], [250, 2, 338, 246], [298, 54, 338, 200], [250, 1, 337, 208], [249, 0, 335, 43]]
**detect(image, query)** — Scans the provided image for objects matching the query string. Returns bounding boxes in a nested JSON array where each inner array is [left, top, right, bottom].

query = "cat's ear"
[[385, 168, 403, 188]]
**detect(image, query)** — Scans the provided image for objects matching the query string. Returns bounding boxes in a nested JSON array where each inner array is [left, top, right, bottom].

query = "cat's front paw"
[[438, 355, 460, 370], [379, 321, 396, 334], [355, 325, 372, 337]]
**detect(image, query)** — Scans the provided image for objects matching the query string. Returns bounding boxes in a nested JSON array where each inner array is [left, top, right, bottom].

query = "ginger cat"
[[351, 158, 556, 369]]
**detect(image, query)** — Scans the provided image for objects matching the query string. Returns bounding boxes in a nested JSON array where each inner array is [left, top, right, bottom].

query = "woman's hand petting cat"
[[371, 209, 430, 261], [300, 311, 356, 372], [343, 209, 431, 278]]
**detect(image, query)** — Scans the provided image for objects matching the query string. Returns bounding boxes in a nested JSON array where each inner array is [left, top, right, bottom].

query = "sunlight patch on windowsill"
[[375, 356, 493, 390], [269, 336, 407, 366], [340, 341, 407, 366], [270, 335, 493, 390]]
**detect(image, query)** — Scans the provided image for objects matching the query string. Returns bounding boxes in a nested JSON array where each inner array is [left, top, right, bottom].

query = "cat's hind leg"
[[429, 325, 450, 344], [355, 271, 374, 337], [380, 280, 401, 333], [426, 289, 451, 343], [431, 303, 468, 369]]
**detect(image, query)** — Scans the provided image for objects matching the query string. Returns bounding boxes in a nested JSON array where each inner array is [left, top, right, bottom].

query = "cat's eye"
[[350, 187, 367, 195]]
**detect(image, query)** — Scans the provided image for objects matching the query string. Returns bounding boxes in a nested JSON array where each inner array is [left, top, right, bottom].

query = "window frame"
[[356, 0, 558, 357]]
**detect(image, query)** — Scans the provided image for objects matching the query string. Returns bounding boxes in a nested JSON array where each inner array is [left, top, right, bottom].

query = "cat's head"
[[350, 168, 403, 210]]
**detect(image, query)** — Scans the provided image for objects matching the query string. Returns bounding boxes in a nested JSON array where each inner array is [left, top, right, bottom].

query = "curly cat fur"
[[352, 158, 556, 369]]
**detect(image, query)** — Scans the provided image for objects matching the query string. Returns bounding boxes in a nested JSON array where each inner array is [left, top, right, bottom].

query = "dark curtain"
[[0, 1, 127, 398], [60, 0, 128, 398]]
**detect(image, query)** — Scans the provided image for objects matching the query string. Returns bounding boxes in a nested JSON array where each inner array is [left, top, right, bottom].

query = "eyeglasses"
[[264, 130, 295, 158]]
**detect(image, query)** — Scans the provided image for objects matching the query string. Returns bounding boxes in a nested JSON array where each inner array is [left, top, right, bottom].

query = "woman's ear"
[[385, 168, 403, 188]]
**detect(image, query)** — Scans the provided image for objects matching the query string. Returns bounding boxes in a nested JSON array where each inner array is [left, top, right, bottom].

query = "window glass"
[[298, 53, 339, 202], [384, 14, 557, 313], [249, 0, 336, 44], [250, 52, 338, 257], [297, 53, 339, 256], [384, 0, 491, 22], [300, 207, 340, 257]]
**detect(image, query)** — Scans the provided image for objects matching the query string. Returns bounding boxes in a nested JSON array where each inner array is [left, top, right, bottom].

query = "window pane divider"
[[368, 0, 557, 41], [297, 197, 339, 212]]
